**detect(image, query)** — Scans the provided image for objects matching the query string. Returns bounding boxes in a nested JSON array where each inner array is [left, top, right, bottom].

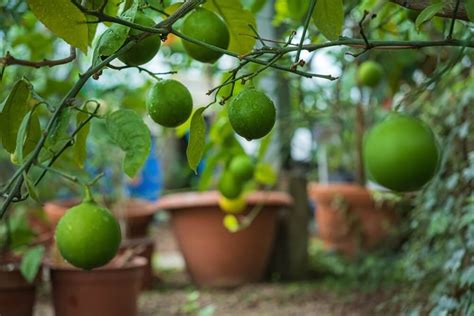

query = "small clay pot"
[[308, 183, 398, 256], [46, 256, 146, 316], [0, 262, 37, 316], [155, 191, 292, 288]]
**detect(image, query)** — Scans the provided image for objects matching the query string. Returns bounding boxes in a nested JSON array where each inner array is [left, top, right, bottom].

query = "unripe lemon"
[[218, 195, 247, 214], [229, 155, 255, 182], [181, 8, 230, 63], [218, 171, 243, 199], [55, 201, 121, 270], [364, 114, 439, 192], [118, 13, 161, 66], [357, 61, 384, 87], [146, 79, 193, 127], [228, 89, 276, 141]]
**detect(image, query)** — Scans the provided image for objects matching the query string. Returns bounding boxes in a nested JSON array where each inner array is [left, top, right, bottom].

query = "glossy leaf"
[[0, 79, 32, 154], [92, 2, 138, 66], [24, 171, 41, 203], [415, 2, 444, 31], [27, 0, 89, 53], [204, 0, 257, 54], [14, 110, 41, 164], [312, 0, 344, 41], [73, 108, 91, 168], [105, 109, 151, 177], [186, 107, 207, 173]]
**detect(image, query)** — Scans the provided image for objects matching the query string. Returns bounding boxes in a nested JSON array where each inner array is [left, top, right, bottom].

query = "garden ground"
[[33, 226, 402, 316]]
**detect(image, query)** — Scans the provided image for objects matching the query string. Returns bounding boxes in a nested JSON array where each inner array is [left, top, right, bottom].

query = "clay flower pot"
[[156, 191, 292, 288], [46, 256, 146, 316], [0, 263, 37, 316], [308, 183, 398, 256]]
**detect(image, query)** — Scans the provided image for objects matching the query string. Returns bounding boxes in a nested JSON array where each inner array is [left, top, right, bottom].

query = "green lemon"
[[55, 201, 121, 270], [357, 61, 384, 87], [118, 13, 161, 66], [218, 195, 247, 214], [146, 79, 193, 127], [218, 172, 243, 199], [364, 114, 439, 192], [181, 8, 230, 63], [228, 89, 276, 141], [229, 155, 255, 182]]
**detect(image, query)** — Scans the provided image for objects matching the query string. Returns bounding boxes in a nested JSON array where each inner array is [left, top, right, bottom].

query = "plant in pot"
[[42, 117, 159, 289], [0, 206, 46, 316], [156, 108, 292, 288], [305, 56, 436, 256]]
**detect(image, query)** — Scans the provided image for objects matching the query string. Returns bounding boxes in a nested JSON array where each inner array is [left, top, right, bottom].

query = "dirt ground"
[[33, 225, 398, 316]]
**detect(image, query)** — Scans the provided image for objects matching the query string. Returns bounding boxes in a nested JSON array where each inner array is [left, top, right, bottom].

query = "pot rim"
[[43, 256, 147, 272], [155, 190, 293, 211], [307, 182, 370, 197]]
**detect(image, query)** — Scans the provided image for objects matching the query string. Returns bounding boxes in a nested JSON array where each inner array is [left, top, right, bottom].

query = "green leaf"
[[466, 0, 474, 22], [27, 0, 89, 53], [23, 171, 41, 203], [255, 162, 277, 185], [223, 214, 240, 232], [105, 109, 151, 177], [287, 0, 310, 21], [14, 110, 41, 164], [73, 108, 91, 168], [20, 245, 45, 283], [240, 0, 266, 13], [40, 108, 73, 162], [186, 107, 207, 173], [204, 0, 257, 54], [415, 2, 444, 31], [0, 79, 32, 153], [92, 2, 138, 66], [312, 0, 344, 41]]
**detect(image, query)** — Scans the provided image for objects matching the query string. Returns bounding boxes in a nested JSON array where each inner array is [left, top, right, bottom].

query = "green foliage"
[[312, 0, 344, 41], [105, 109, 151, 177], [415, 2, 444, 31], [27, 0, 89, 52], [20, 245, 44, 282], [204, 0, 257, 55], [186, 107, 207, 173]]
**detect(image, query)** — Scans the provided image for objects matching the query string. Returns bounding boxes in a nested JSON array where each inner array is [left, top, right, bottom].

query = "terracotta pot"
[[44, 199, 157, 238], [0, 263, 37, 316], [47, 256, 146, 316], [119, 237, 155, 289], [155, 191, 292, 288], [308, 183, 398, 256]]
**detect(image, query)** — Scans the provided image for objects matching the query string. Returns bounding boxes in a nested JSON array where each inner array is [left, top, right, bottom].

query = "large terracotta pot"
[[308, 183, 398, 256], [44, 198, 157, 238], [119, 237, 155, 289], [46, 256, 146, 316], [0, 263, 36, 316], [155, 191, 292, 288]]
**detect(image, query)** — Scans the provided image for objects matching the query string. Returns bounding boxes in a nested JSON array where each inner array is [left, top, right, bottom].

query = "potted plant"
[[305, 60, 402, 256], [0, 206, 48, 316], [156, 110, 292, 287]]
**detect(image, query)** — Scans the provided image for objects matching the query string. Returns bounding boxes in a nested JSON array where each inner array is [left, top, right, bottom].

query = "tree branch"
[[390, 0, 469, 21], [1, 46, 76, 69]]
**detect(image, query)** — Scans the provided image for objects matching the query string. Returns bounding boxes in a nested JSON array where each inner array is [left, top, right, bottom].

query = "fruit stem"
[[82, 185, 95, 203]]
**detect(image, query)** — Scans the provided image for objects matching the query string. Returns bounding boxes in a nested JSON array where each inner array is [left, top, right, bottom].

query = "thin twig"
[[294, 0, 317, 66], [447, 0, 461, 40], [1, 46, 76, 69]]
